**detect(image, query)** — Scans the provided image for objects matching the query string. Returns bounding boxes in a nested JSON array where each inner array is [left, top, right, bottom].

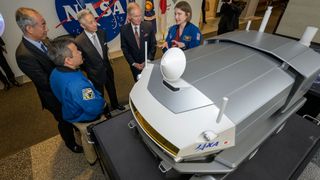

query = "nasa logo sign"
[[55, 0, 127, 42]]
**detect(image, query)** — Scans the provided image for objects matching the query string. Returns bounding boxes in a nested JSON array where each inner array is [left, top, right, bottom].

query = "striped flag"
[[144, 0, 157, 33], [159, 0, 167, 40]]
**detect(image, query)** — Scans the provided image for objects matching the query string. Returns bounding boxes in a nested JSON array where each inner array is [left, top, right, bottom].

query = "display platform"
[[297, 81, 320, 120], [90, 111, 320, 180]]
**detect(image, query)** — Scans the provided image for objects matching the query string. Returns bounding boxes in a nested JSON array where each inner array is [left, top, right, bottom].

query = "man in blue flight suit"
[[49, 38, 105, 165]]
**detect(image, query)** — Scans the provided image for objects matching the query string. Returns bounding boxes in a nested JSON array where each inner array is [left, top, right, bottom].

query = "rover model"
[[128, 26, 320, 179]]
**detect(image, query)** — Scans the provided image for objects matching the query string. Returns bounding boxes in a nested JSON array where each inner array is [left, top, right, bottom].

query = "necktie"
[[92, 34, 103, 58], [134, 26, 140, 49], [40, 43, 47, 54]]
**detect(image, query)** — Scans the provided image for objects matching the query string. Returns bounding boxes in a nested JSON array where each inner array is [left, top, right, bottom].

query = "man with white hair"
[[75, 9, 125, 118], [120, 2, 157, 81]]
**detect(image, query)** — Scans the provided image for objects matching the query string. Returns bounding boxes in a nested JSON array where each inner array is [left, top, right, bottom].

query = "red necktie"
[[134, 26, 140, 49]]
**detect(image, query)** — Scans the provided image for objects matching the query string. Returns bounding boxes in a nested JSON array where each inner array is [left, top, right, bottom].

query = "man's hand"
[[134, 62, 145, 70]]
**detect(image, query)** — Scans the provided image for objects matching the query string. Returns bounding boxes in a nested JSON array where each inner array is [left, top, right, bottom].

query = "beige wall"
[[205, 0, 219, 20], [240, 0, 259, 19], [276, 0, 320, 43]]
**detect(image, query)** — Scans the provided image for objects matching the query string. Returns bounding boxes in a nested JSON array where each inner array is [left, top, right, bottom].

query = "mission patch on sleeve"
[[82, 88, 95, 100]]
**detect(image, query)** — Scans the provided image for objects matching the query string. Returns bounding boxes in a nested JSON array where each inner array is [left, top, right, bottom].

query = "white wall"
[[276, 0, 320, 43], [0, 0, 201, 77]]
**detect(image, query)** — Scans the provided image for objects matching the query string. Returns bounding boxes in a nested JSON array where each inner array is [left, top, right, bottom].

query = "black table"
[[297, 83, 320, 118], [91, 111, 320, 180]]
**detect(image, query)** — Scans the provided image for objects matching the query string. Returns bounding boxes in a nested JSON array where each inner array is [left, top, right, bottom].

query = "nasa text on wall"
[[55, 0, 127, 42]]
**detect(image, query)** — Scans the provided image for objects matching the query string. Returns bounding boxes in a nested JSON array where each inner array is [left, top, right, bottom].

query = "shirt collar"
[[84, 30, 97, 39], [56, 66, 78, 72], [23, 36, 44, 49], [131, 23, 140, 32]]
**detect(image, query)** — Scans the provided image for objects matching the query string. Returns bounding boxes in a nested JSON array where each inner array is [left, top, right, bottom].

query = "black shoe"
[[104, 112, 112, 119], [66, 143, 83, 153], [3, 83, 11, 91], [11, 80, 22, 87], [89, 160, 97, 166], [113, 104, 125, 111]]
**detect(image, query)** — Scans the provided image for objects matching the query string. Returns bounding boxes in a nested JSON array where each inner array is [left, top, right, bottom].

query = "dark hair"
[[48, 38, 75, 66], [175, 1, 192, 22]]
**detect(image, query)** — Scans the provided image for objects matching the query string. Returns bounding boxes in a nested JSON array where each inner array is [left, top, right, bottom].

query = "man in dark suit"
[[75, 9, 124, 116], [120, 2, 157, 81], [15, 7, 82, 153], [0, 37, 21, 90]]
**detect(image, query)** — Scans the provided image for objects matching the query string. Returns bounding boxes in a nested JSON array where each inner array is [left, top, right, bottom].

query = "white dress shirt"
[[84, 30, 103, 51], [131, 23, 140, 37]]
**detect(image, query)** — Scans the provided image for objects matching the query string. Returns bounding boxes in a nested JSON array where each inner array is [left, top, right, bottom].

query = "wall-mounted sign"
[[55, 0, 127, 42]]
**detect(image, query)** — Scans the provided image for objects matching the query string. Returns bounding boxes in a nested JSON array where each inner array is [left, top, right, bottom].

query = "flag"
[[159, 0, 167, 14], [159, 0, 167, 40], [144, 0, 157, 33]]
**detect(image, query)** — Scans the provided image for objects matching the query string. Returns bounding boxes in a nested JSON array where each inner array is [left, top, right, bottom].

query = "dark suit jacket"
[[75, 29, 113, 85], [15, 37, 60, 110], [218, 2, 242, 35], [0, 37, 5, 52], [120, 21, 157, 65]]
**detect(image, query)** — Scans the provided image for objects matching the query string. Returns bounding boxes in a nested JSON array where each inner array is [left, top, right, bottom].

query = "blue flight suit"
[[50, 67, 105, 123], [165, 22, 202, 51]]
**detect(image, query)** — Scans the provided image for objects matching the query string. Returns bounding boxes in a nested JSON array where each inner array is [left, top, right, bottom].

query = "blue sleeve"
[[71, 81, 105, 118], [187, 26, 202, 49], [166, 26, 175, 48], [165, 27, 171, 44], [163, 26, 178, 53]]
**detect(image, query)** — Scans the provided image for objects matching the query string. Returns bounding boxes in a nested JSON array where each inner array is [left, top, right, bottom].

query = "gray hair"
[[77, 9, 93, 24], [127, 2, 141, 16], [15, 7, 38, 34], [48, 38, 74, 66]]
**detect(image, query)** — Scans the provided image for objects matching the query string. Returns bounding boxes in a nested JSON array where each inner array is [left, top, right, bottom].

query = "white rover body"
[[128, 11, 320, 178]]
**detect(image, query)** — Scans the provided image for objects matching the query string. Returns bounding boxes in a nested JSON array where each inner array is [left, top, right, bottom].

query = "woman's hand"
[[171, 40, 185, 48]]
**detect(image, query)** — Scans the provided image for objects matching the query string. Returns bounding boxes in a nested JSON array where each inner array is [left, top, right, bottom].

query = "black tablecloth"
[[91, 112, 320, 180]]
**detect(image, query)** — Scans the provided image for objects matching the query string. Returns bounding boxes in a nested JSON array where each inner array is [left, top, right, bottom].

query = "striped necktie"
[[40, 42, 47, 54], [134, 26, 140, 49], [92, 34, 103, 58]]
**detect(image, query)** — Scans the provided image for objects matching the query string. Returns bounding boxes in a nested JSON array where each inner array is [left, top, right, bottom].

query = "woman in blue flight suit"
[[160, 1, 202, 52]]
